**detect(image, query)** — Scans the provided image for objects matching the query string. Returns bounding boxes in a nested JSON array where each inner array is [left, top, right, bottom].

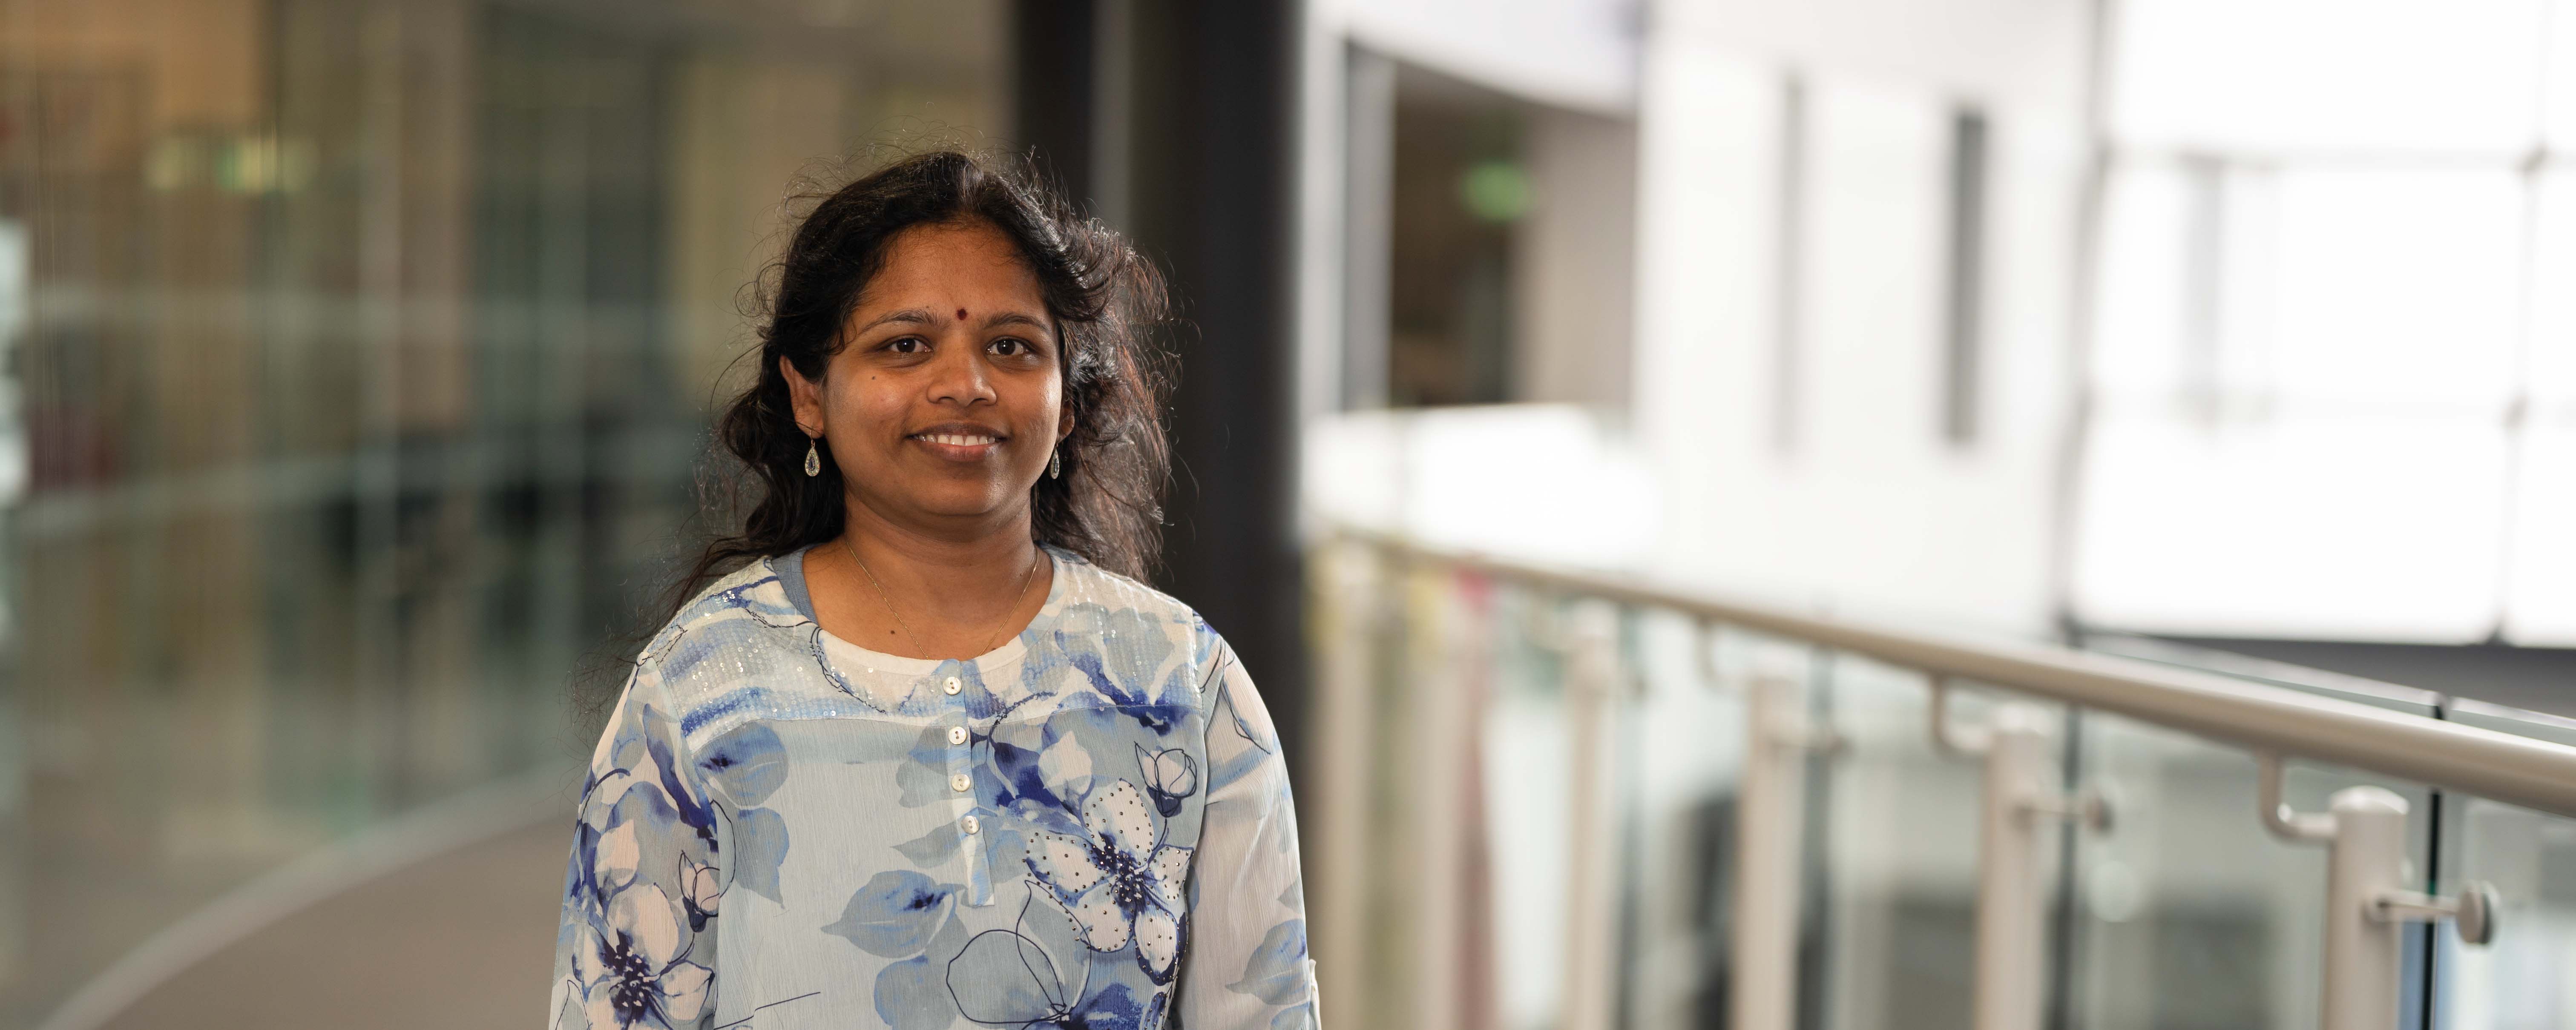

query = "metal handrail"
[[1341, 527, 2576, 820]]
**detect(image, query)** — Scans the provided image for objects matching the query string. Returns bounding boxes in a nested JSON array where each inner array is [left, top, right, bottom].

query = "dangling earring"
[[1047, 448, 1062, 480], [804, 437, 822, 477]]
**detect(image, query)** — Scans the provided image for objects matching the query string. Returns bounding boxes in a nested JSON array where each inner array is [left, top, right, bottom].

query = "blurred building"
[[1304, 0, 2576, 662], [1292, 2, 2576, 1030]]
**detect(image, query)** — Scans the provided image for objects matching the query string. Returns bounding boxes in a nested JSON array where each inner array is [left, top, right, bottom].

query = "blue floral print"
[[1137, 746, 1198, 818], [547, 548, 1316, 1029], [571, 882, 712, 1029], [1025, 780, 1193, 982], [1229, 921, 1312, 1004], [825, 870, 960, 956]]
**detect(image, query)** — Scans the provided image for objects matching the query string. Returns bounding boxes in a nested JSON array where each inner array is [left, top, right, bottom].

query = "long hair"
[[667, 149, 1173, 620]]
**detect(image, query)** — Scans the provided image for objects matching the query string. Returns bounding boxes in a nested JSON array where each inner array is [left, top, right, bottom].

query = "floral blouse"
[[546, 546, 1318, 1030]]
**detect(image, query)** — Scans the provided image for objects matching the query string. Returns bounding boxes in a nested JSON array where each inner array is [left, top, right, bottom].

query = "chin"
[[910, 482, 1025, 520]]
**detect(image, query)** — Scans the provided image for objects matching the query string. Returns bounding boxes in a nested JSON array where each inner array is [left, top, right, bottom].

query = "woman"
[[547, 152, 1317, 1030]]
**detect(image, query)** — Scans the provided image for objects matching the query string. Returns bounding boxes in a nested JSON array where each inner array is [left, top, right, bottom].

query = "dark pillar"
[[1010, 0, 1098, 205], [1122, 0, 1308, 768]]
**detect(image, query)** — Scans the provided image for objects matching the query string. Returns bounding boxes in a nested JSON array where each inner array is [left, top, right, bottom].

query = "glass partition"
[[2064, 714, 2438, 1030], [1803, 657, 2004, 1030], [1308, 544, 2576, 1030], [2436, 700, 2576, 1029], [1618, 611, 1749, 1030], [0, 1, 1007, 1021], [2065, 635, 2442, 1030]]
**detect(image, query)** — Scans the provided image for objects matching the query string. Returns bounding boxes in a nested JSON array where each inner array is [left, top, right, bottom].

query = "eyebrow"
[[850, 308, 1051, 336], [983, 311, 1050, 334], [852, 308, 936, 334]]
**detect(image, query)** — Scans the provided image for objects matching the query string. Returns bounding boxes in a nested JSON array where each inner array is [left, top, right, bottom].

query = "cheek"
[[1026, 383, 1065, 438], [831, 375, 909, 440]]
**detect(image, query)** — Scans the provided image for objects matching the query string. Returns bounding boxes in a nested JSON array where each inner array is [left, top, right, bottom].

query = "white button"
[[961, 815, 981, 835], [947, 726, 969, 746], [950, 773, 972, 792], [943, 676, 963, 695]]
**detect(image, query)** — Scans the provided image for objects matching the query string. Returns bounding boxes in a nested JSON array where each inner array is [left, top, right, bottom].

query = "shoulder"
[[1051, 547, 1231, 651], [635, 556, 815, 684], [1046, 547, 1202, 625], [1032, 547, 1238, 705]]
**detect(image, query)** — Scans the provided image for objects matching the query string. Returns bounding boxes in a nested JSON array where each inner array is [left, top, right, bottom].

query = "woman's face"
[[785, 218, 1067, 532]]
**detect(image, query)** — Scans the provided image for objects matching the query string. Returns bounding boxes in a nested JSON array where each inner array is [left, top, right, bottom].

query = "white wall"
[[1300, 0, 2096, 638], [1320, 0, 1641, 115], [1630, 1, 2090, 633], [1516, 108, 1639, 408], [1656, 0, 2092, 115]]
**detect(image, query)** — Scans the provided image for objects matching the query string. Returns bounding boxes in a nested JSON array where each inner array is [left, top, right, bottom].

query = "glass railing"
[[2064, 637, 2443, 1030], [2435, 700, 2576, 1029], [1310, 532, 2576, 1030]]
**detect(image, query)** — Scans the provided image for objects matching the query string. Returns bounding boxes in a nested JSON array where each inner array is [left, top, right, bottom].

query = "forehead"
[[856, 220, 1044, 308]]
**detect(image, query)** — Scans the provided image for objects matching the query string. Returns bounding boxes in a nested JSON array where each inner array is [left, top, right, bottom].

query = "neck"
[[835, 494, 1044, 623], [845, 501, 1032, 566]]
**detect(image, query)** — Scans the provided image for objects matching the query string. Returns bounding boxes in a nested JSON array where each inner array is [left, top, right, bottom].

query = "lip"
[[907, 422, 1009, 462]]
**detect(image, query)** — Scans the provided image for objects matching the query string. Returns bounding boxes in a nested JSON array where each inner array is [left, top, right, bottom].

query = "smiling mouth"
[[908, 428, 1008, 462], [914, 432, 1000, 446]]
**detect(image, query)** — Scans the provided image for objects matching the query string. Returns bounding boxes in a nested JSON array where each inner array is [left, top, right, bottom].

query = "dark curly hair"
[[666, 149, 1173, 614]]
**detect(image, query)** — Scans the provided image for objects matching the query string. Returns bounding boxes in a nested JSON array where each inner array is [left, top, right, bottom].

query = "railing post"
[[1932, 681, 2104, 1030], [2258, 755, 2498, 1030], [1308, 539, 1379, 1030], [1732, 667, 1810, 1030], [1403, 564, 1475, 1030], [1562, 604, 1621, 1030], [2318, 786, 2409, 1030], [1972, 705, 2056, 1030]]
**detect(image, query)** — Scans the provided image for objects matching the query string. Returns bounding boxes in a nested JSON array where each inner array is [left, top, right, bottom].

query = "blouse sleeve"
[[1182, 641, 1322, 1029], [547, 661, 724, 1030]]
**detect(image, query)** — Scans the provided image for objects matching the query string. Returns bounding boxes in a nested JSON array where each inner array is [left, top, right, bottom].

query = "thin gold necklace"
[[840, 537, 1044, 658]]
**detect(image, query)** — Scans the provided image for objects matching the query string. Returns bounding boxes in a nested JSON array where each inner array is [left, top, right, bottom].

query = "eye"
[[991, 337, 1032, 357], [886, 336, 926, 354]]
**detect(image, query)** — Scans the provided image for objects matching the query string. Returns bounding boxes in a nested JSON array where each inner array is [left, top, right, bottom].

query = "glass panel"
[[2434, 701, 2576, 1029], [1618, 611, 1751, 1030], [1324, 564, 1762, 1030], [1479, 582, 1575, 1030], [2064, 683, 2439, 1030], [1320, 559, 1601, 1030], [1805, 655, 2002, 1030], [0, 1, 1006, 1019]]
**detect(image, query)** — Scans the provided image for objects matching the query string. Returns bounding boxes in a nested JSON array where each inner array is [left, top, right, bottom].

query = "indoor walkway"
[[78, 813, 567, 1029]]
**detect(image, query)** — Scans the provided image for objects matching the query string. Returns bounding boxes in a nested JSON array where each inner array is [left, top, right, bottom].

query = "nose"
[[925, 331, 997, 408]]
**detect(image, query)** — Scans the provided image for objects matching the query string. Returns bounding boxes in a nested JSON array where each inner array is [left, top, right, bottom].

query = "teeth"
[[920, 433, 997, 446]]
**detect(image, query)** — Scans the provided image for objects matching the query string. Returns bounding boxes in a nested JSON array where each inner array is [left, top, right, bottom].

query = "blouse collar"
[[758, 545, 1075, 715]]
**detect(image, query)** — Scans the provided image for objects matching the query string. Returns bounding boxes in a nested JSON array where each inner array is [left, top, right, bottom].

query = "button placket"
[[942, 665, 994, 906]]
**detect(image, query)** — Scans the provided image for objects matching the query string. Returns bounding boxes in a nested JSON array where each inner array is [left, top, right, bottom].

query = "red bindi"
[[956, 308, 968, 321]]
